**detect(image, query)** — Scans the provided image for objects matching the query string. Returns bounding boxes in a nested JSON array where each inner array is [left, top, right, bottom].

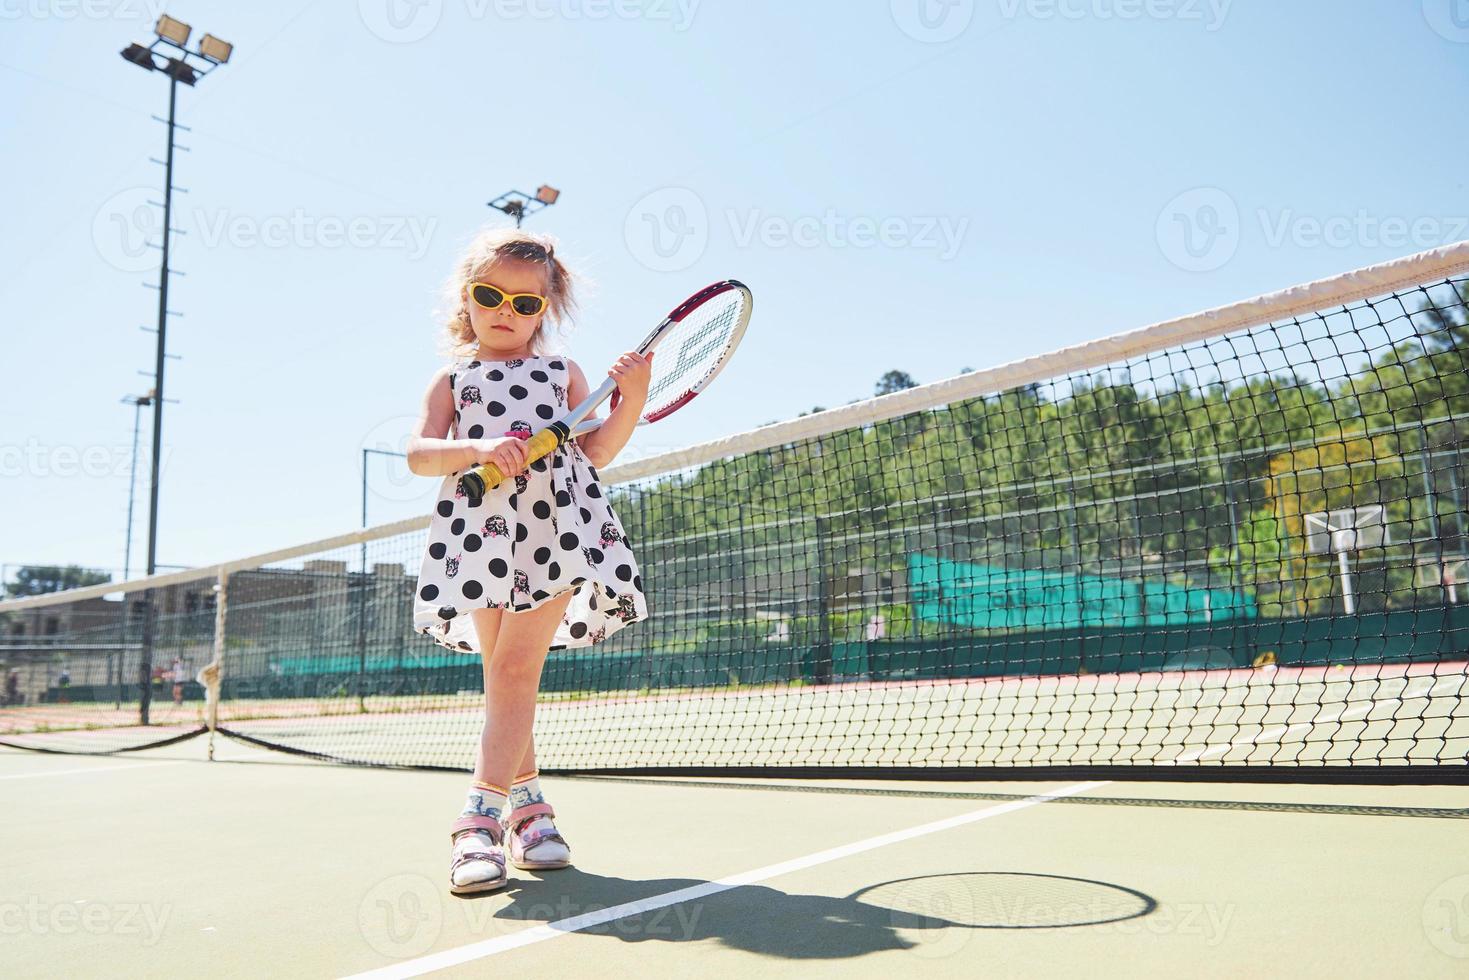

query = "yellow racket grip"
[[459, 425, 566, 502]]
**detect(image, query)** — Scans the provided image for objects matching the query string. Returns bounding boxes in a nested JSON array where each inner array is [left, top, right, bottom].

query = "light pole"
[[121, 15, 232, 580], [488, 185, 560, 227], [120, 15, 233, 724], [120, 390, 155, 582]]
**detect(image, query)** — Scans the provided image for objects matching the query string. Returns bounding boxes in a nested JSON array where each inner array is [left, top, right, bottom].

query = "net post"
[[1447, 446, 1469, 591], [115, 590, 128, 711], [355, 561, 368, 713], [138, 588, 155, 726], [813, 513, 832, 685], [360, 461, 369, 712], [201, 569, 228, 761], [1418, 425, 1448, 605]]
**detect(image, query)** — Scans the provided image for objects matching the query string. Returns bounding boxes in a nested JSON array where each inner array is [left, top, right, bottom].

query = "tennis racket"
[[458, 279, 753, 502]]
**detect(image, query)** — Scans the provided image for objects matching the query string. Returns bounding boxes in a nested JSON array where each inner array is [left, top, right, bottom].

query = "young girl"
[[407, 228, 651, 895]]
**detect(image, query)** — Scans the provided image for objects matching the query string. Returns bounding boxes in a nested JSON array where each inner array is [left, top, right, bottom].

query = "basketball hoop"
[[1302, 506, 1391, 615]]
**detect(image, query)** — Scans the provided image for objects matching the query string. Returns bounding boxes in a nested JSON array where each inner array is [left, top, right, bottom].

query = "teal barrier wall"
[[248, 608, 1469, 697], [908, 553, 1257, 630], [813, 606, 1469, 680]]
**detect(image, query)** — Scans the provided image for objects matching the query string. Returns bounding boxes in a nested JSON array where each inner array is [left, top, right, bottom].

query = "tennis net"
[[3, 243, 1468, 781]]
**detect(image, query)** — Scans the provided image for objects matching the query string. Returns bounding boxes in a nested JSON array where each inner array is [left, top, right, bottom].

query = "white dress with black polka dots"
[[412, 355, 648, 652]]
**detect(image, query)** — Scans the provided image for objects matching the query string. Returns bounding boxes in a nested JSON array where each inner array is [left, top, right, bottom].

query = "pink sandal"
[[506, 802, 572, 871], [449, 815, 507, 895]]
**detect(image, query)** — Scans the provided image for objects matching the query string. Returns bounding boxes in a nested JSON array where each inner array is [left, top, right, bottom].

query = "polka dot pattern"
[[413, 355, 647, 652]]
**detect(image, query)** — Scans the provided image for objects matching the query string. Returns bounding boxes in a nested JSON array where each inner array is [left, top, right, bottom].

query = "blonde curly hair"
[[438, 226, 578, 359]]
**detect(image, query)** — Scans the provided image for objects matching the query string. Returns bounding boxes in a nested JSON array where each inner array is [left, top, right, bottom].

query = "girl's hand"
[[473, 436, 530, 476], [609, 351, 653, 406]]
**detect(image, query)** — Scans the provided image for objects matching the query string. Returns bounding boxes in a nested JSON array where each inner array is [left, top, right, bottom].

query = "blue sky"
[[1, 0, 1467, 579]]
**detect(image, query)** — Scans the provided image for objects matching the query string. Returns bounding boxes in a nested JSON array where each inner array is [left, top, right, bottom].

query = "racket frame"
[[459, 279, 751, 501]]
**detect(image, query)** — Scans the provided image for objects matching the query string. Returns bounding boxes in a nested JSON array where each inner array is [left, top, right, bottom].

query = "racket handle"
[[458, 463, 504, 503], [459, 426, 565, 503]]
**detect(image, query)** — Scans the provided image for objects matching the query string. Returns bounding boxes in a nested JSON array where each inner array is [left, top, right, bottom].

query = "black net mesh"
[[3, 262, 1467, 780]]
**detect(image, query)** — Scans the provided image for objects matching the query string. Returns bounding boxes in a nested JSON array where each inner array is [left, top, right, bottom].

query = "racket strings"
[[646, 295, 747, 414]]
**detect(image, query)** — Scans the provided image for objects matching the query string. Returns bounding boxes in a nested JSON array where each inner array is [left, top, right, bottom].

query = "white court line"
[[341, 779, 1110, 980], [0, 761, 182, 780], [344, 668, 1468, 976]]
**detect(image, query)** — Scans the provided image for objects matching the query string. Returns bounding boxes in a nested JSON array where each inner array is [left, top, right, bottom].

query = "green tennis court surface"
[[3, 745, 1467, 978]]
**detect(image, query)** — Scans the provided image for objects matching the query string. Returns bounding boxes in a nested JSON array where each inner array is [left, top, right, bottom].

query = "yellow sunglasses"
[[467, 281, 547, 317]]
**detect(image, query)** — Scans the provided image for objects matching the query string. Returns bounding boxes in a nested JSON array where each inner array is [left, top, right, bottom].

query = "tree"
[[3, 565, 113, 599], [875, 371, 917, 396]]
